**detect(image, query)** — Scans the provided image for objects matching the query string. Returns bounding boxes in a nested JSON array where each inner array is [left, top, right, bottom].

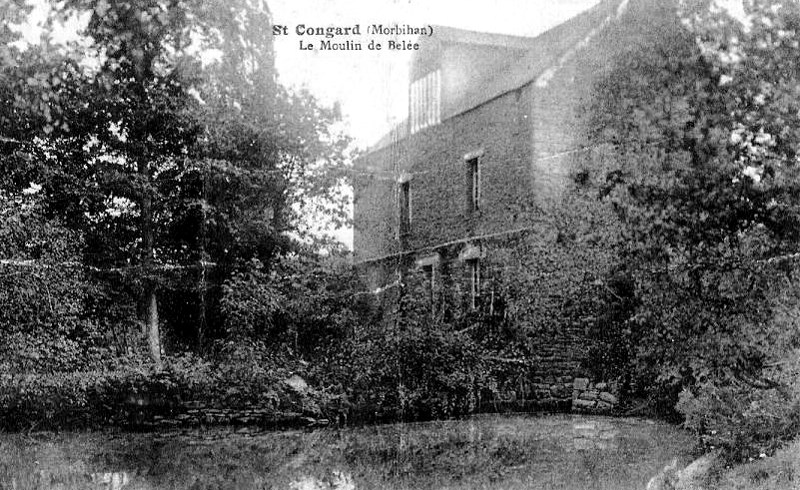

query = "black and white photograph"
[[1, 0, 799, 488]]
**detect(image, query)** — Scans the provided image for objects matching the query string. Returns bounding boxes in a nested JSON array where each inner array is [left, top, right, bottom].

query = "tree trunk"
[[140, 164, 162, 368], [197, 261, 206, 350], [197, 171, 209, 350], [146, 290, 162, 369]]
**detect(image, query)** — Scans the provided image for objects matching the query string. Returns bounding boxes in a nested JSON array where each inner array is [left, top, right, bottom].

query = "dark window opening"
[[466, 157, 480, 212], [467, 258, 480, 309], [399, 181, 411, 235], [422, 264, 434, 311]]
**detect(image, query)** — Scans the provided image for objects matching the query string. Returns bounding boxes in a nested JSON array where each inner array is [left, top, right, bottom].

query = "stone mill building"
[[353, 0, 680, 410]]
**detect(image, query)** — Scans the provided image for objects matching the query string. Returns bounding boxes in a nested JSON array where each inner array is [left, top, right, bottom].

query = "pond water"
[[0, 414, 694, 490]]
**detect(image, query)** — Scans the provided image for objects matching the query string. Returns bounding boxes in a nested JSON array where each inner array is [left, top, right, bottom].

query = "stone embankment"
[[133, 402, 330, 430], [124, 374, 333, 430], [127, 375, 622, 430], [570, 378, 620, 413]]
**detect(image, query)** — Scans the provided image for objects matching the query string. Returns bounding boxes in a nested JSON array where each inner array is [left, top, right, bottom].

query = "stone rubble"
[[570, 378, 620, 414]]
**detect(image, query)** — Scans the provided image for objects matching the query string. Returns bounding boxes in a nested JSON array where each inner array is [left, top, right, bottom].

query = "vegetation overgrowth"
[[2, 0, 800, 475]]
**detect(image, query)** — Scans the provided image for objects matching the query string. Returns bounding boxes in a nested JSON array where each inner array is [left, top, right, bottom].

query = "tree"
[[586, 0, 800, 418], [0, 0, 353, 365]]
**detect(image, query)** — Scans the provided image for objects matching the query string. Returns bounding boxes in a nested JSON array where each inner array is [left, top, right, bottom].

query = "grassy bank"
[[706, 439, 800, 490]]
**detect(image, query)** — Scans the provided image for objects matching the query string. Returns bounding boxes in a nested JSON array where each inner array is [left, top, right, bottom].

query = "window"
[[399, 181, 411, 235], [422, 264, 435, 310], [466, 156, 480, 212], [416, 254, 440, 313], [410, 69, 441, 134], [467, 258, 480, 309]]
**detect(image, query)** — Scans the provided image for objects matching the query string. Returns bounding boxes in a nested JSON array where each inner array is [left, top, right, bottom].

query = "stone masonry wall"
[[354, 77, 619, 412], [572, 378, 621, 413], [354, 84, 537, 265], [353, 0, 683, 411]]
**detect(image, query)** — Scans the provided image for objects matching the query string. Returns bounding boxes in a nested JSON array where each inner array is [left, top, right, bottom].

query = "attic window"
[[410, 69, 441, 134]]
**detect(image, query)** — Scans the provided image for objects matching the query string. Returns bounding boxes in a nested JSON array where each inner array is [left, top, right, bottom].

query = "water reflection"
[[91, 472, 130, 490], [5, 471, 130, 490], [0, 415, 692, 490], [289, 471, 355, 490], [572, 420, 619, 451]]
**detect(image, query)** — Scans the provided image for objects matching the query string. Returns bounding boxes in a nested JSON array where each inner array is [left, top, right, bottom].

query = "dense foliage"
[[7, 0, 800, 453], [340, 284, 497, 422], [0, 0, 352, 368], [0, 192, 109, 373], [586, 0, 800, 454], [0, 0, 366, 428]]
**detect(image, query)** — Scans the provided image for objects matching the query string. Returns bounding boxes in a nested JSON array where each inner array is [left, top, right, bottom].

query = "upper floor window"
[[466, 156, 480, 213], [410, 69, 441, 134], [399, 180, 411, 235]]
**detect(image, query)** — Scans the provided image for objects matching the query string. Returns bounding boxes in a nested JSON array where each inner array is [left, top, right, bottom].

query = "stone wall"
[[354, 84, 536, 267], [128, 402, 330, 430], [355, 150, 619, 411], [353, 0, 684, 412], [571, 378, 620, 414]]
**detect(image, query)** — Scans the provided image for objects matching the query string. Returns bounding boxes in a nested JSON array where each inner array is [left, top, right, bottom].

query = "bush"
[[328, 286, 498, 422], [0, 368, 157, 430], [670, 266, 800, 457], [711, 437, 800, 490], [178, 341, 316, 413], [220, 254, 369, 356], [0, 372, 90, 429], [677, 346, 800, 460], [678, 382, 800, 461], [0, 347, 322, 430], [343, 325, 492, 421]]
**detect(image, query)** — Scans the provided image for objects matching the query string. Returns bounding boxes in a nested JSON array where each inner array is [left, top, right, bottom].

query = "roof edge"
[[362, 0, 629, 155]]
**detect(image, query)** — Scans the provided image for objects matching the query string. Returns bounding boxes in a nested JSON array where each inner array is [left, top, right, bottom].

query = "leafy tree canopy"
[[0, 0, 355, 362], [587, 0, 800, 403], [1, 0, 353, 267]]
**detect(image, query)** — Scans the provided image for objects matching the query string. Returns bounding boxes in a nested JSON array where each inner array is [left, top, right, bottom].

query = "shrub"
[[188, 341, 305, 411], [678, 348, 800, 460], [220, 254, 369, 356], [343, 325, 491, 421], [678, 382, 800, 460], [676, 283, 800, 457], [0, 352, 317, 430], [331, 286, 498, 422], [0, 369, 156, 430]]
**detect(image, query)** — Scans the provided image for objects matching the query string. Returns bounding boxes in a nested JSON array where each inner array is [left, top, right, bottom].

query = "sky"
[[15, 0, 747, 148]]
